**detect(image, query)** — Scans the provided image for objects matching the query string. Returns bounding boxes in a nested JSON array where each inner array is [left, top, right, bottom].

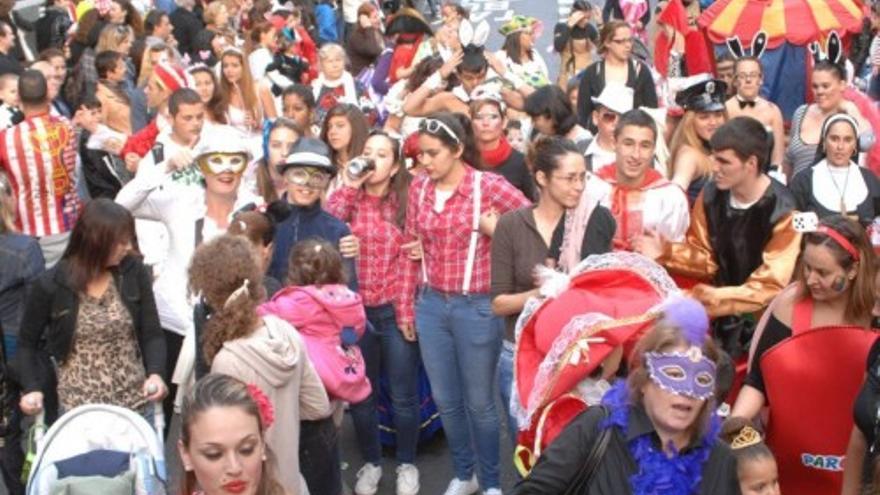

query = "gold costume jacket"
[[659, 179, 802, 317]]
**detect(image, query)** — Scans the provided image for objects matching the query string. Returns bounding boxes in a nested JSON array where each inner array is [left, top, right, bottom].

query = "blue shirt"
[[269, 200, 358, 291]]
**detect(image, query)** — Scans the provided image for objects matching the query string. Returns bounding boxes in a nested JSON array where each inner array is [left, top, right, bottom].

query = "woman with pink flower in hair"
[[188, 234, 331, 494], [179, 373, 290, 495]]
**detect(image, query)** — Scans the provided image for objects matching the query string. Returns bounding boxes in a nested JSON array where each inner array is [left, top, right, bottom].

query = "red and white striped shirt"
[[400, 166, 530, 324], [0, 113, 81, 237]]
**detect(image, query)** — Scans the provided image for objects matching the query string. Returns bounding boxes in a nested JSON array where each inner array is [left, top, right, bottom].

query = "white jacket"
[[116, 152, 263, 335]]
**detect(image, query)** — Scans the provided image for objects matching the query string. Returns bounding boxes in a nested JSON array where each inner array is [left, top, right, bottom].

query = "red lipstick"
[[222, 480, 247, 494]]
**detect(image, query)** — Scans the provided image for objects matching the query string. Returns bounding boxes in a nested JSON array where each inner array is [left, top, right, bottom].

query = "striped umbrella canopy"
[[698, 0, 865, 49]]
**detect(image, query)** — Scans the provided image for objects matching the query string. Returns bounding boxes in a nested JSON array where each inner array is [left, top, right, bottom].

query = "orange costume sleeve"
[[660, 192, 802, 317]]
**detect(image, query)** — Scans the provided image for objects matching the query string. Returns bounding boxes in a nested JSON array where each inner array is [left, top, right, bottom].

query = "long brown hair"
[[320, 103, 369, 169], [62, 198, 137, 292], [365, 131, 411, 227], [188, 235, 266, 363], [188, 64, 224, 122], [218, 48, 262, 125], [795, 215, 876, 323], [179, 373, 286, 495]]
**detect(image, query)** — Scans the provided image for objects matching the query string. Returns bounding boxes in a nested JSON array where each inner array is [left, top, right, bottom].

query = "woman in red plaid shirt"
[[325, 131, 422, 495], [400, 112, 530, 495]]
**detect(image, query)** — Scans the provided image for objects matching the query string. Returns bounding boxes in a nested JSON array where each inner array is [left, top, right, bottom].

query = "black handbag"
[[563, 407, 612, 495]]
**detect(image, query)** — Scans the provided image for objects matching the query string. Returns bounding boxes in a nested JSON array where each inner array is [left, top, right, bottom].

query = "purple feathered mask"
[[645, 297, 716, 400]]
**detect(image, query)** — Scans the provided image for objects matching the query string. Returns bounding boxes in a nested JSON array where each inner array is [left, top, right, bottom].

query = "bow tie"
[[738, 98, 756, 109]]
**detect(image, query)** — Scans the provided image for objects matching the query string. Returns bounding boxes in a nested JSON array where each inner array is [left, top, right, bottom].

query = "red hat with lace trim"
[[513, 252, 679, 474]]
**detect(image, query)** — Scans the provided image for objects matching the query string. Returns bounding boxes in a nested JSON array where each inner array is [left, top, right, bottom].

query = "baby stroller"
[[25, 402, 166, 495]]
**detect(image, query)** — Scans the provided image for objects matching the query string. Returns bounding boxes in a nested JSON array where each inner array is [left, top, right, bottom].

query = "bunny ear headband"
[[725, 31, 767, 59], [809, 31, 843, 65], [459, 19, 490, 49]]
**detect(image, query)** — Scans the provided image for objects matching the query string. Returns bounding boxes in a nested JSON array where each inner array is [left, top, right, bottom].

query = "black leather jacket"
[[17, 255, 166, 393]]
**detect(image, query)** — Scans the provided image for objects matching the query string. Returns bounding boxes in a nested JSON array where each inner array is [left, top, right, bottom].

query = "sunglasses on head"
[[283, 167, 331, 189], [419, 118, 461, 144]]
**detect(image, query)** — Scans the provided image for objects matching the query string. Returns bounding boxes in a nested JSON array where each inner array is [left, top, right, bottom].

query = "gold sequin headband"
[[731, 426, 762, 450]]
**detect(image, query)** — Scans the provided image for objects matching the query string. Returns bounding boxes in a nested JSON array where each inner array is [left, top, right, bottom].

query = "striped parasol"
[[697, 0, 866, 49]]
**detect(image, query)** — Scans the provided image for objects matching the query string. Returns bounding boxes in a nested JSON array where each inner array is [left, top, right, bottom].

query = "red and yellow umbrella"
[[698, 0, 865, 49]]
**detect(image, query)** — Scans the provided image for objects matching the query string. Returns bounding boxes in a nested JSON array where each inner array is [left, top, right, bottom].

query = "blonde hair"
[[668, 111, 715, 181], [95, 23, 133, 54], [203, 1, 228, 27], [137, 43, 172, 87]]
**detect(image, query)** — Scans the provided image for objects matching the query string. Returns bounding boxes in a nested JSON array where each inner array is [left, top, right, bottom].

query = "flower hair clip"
[[247, 384, 275, 430]]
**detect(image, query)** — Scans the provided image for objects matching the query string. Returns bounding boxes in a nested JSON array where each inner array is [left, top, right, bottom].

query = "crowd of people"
[[3, 0, 880, 493]]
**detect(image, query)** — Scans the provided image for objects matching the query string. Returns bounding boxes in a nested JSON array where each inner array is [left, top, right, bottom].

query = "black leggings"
[[161, 330, 183, 439]]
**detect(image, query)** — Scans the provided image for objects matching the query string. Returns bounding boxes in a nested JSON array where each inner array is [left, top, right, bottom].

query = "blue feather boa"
[[600, 381, 720, 495]]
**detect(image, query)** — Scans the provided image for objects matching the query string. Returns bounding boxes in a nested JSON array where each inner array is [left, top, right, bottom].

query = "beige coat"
[[211, 315, 331, 495]]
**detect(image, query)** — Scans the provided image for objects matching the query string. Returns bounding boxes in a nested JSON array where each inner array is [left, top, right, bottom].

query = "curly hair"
[[188, 235, 266, 364]]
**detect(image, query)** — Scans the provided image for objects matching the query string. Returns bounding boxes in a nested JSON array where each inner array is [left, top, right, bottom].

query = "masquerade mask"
[[645, 346, 716, 400], [283, 167, 331, 189], [198, 153, 248, 176]]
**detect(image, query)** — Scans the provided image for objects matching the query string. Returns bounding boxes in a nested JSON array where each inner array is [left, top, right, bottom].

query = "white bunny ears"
[[809, 31, 842, 65], [726, 31, 767, 60], [459, 19, 490, 48]]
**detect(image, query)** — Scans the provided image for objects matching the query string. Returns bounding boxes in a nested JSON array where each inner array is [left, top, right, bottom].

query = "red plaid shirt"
[[400, 167, 530, 324], [326, 185, 408, 322]]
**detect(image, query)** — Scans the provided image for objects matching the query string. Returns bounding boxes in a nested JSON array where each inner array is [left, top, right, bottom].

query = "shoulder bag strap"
[[563, 406, 612, 495], [462, 171, 482, 294]]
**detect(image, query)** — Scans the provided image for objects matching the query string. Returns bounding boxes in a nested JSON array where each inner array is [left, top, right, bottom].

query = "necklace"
[[827, 163, 851, 214]]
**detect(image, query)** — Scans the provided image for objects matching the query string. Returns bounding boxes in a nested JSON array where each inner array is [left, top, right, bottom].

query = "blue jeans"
[[349, 304, 422, 464], [416, 288, 502, 490], [497, 340, 519, 445]]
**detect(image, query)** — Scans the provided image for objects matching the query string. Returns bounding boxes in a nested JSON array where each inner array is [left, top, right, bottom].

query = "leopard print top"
[[57, 283, 147, 412]]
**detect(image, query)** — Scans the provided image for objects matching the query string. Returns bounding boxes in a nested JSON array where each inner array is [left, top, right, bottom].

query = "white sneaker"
[[354, 463, 382, 495], [396, 463, 420, 495], [484, 489, 503, 495], [442, 474, 479, 495]]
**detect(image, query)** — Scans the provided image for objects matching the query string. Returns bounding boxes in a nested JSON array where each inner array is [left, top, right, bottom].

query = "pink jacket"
[[258, 284, 371, 403]]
